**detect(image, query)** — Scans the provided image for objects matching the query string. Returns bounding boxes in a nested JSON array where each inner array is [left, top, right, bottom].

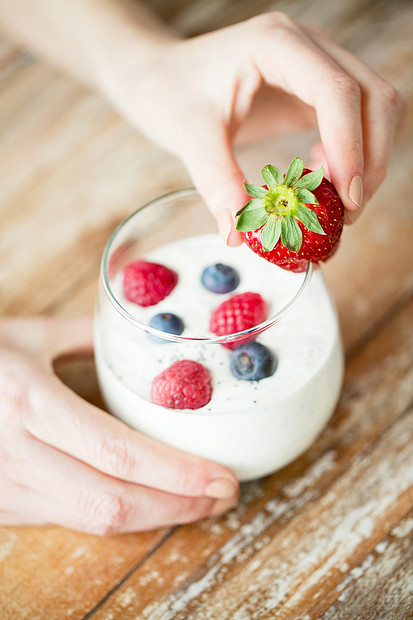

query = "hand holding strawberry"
[[236, 157, 345, 272]]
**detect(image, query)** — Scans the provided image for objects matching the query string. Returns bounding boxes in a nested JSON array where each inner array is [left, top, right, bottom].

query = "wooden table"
[[1, 1, 412, 618]]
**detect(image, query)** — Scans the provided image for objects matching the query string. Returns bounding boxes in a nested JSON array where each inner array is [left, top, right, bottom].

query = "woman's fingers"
[[0, 479, 49, 526], [308, 142, 329, 175], [0, 477, 86, 528], [2, 437, 236, 532], [248, 14, 365, 214], [97, 11, 405, 236], [176, 116, 246, 247], [0, 324, 239, 532], [4, 324, 237, 505], [1, 316, 93, 363], [303, 24, 407, 222], [181, 12, 405, 229], [23, 365, 239, 501]]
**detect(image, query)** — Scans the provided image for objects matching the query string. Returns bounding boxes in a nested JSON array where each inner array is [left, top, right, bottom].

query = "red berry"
[[123, 260, 177, 306], [236, 158, 345, 272], [151, 360, 212, 410], [209, 292, 267, 349]]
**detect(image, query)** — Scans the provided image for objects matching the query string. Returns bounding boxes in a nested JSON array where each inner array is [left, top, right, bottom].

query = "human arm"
[[0, 1, 407, 239]]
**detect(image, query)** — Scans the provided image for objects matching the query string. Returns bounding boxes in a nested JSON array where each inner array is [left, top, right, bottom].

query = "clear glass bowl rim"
[[101, 187, 313, 345]]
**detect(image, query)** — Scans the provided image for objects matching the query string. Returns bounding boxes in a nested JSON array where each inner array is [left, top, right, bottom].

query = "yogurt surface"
[[95, 233, 344, 479]]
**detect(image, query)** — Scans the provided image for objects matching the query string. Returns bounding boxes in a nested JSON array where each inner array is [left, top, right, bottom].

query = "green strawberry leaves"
[[236, 205, 268, 232], [261, 164, 283, 188], [295, 167, 324, 191], [295, 204, 325, 234], [236, 157, 326, 253], [284, 157, 304, 186], [296, 188, 318, 205], [243, 184, 267, 199], [261, 217, 281, 251], [281, 216, 302, 252]]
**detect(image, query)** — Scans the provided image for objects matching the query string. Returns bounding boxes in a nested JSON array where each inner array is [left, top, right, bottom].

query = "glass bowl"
[[94, 188, 344, 481]]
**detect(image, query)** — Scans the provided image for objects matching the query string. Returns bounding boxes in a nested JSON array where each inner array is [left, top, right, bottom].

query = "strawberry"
[[123, 260, 177, 307], [151, 360, 212, 410], [209, 292, 267, 349], [236, 157, 344, 273]]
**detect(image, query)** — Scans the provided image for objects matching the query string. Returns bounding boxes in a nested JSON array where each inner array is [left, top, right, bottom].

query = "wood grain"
[[0, 0, 412, 618], [0, 527, 173, 620], [78, 297, 413, 619]]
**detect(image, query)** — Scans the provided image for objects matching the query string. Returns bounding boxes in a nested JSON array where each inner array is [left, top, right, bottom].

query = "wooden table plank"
[[0, 0, 412, 617], [320, 513, 413, 620], [0, 527, 174, 620], [85, 296, 413, 619]]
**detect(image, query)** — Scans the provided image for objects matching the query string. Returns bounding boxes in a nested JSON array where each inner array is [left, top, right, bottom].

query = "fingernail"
[[217, 209, 235, 245], [348, 175, 363, 208], [227, 226, 243, 248], [210, 495, 238, 516], [205, 477, 238, 499]]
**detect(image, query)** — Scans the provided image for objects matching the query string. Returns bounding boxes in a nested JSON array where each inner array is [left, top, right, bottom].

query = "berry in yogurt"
[[123, 260, 177, 306], [148, 312, 184, 343], [151, 360, 212, 410], [209, 292, 267, 349], [201, 263, 240, 294], [230, 342, 277, 381]]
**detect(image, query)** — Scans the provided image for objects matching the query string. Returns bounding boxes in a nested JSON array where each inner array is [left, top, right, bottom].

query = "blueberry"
[[201, 263, 240, 294], [148, 312, 184, 344], [230, 342, 277, 381]]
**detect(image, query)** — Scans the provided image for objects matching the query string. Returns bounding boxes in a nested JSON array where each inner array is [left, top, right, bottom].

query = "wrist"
[[88, 3, 180, 98]]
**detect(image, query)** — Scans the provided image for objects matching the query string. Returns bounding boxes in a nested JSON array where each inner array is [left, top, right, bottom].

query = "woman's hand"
[[99, 12, 407, 240], [1, 3, 406, 237], [0, 317, 238, 533]]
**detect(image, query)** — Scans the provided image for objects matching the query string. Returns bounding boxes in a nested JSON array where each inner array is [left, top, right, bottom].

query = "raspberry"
[[209, 292, 267, 349], [123, 260, 177, 307], [151, 360, 212, 410]]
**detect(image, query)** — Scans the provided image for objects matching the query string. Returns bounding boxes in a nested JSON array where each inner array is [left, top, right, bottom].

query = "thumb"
[[45, 317, 93, 360], [178, 120, 248, 247], [2, 317, 93, 365]]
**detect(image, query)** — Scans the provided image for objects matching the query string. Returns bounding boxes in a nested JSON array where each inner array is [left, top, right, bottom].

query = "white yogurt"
[[95, 233, 344, 481]]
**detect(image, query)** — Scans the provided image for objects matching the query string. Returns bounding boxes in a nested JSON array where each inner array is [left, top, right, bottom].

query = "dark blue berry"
[[230, 342, 277, 381], [201, 263, 240, 294], [148, 312, 184, 344]]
